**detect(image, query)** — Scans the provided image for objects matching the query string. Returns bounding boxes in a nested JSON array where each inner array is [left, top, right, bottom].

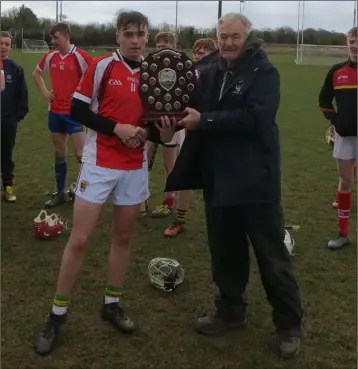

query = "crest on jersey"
[[80, 180, 88, 193], [158, 68, 177, 91]]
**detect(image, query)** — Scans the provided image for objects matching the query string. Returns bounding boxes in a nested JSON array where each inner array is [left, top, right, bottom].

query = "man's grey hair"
[[217, 13, 252, 36]]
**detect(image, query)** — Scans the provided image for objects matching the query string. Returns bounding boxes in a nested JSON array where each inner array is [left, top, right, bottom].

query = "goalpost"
[[22, 39, 49, 53], [295, 0, 354, 65]]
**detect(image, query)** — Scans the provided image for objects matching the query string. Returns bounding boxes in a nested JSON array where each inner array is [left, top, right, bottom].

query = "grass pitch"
[[2, 51, 356, 369]]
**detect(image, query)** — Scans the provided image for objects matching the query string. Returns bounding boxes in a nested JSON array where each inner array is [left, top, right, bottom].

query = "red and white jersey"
[[73, 50, 146, 171], [36, 45, 92, 114]]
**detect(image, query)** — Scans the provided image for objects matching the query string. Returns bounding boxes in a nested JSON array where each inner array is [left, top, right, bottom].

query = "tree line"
[[1, 5, 349, 50]]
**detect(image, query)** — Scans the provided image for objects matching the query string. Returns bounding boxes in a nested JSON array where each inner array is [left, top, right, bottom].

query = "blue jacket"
[[166, 37, 281, 206], [1, 58, 29, 122]]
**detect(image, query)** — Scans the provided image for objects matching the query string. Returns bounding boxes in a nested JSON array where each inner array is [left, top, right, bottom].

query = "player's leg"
[[329, 134, 356, 249], [151, 143, 178, 218], [45, 112, 69, 207], [35, 163, 116, 355], [1, 116, 18, 202], [164, 190, 191, 237], [104, 167, 149, 332]]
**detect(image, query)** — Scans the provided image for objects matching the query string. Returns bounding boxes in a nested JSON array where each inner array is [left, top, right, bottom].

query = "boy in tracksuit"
[[0, 31, 29, 202]]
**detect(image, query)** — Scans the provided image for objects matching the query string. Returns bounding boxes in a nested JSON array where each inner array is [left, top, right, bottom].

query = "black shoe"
[[44, 192, 67, 208], [101, 302, 135, 334], [195, 309, 246, 336], [35, 312, 67, 356], [277, 330, 301, 359]]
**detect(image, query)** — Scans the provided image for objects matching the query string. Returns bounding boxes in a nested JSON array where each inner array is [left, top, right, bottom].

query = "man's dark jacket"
[[165, 34, 282, 206]]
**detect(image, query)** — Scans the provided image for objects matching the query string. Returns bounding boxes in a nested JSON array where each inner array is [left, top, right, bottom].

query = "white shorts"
[[333, 134, 357, 160], [163, 129, 185, 147], [75, 163, 150, 206]]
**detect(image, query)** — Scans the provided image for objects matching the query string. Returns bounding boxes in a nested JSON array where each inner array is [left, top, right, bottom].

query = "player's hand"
[[43, 89, 55, 102], [114, 124, 147, 148], [155, 116, 176, 143], [178, 108, 201, 130]]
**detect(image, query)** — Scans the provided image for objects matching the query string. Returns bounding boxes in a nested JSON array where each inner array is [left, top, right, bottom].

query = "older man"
[[166, 13, 302, 359]]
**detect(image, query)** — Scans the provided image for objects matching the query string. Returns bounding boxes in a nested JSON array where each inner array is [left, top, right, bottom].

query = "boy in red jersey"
[[35, 11, 176, 356], [33, 23, 92, 208]]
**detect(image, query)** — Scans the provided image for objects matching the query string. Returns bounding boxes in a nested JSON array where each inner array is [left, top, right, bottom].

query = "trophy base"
[[142, 111, 187, 123]]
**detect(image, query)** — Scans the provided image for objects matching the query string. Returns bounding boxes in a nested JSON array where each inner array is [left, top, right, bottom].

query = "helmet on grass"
[[148, 258, 184, 292]]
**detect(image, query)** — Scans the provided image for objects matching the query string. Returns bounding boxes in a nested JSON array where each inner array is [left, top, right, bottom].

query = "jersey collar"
[[112, 49, 142, 74]]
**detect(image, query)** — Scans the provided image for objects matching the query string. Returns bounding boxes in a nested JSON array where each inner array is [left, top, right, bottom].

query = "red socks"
[[337, 191, 351, 237], [163, 194, 175, 209]]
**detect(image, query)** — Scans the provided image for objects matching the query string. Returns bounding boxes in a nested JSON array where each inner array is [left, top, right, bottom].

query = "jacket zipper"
[[219, 71, 233, 101]]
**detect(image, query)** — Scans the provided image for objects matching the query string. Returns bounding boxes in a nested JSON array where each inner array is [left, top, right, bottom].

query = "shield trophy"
[[139, 48, 197, 122]]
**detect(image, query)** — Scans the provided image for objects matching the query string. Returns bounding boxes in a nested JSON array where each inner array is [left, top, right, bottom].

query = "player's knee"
[[113, 230, 132, 247], [54, 149, 66, 160], [339, 177, 354, 191], [67, 232, 90, 253]]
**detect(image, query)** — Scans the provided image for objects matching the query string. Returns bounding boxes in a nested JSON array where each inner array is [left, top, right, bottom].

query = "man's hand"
[[114, 124, 147, 148], [155, 116, 177, 143], [178, 108, 201, 131]]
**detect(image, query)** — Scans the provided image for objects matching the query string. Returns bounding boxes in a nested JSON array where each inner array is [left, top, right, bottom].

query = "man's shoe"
[[35, 312, 67, 356], [328, 234, 349, 250], [195, 310, 246, 336], [45, 192, 67, 208], [278, 331, 300, 359], [3, 186, 16, 202], [151, 204, 173, 218], [101, 302, 135, 334]]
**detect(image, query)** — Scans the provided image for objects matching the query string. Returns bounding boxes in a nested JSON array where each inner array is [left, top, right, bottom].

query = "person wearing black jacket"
[[166, 13, 302, 359], [319, 27, 357, 250], [0, 31, 29, 202]]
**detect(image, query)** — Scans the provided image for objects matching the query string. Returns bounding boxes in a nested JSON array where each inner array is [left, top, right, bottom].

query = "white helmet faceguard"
[[284, 229, 295, 255], [148, 258, 184, 292]]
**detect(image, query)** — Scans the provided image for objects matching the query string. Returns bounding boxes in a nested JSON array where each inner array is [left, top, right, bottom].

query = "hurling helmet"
[[148, 258, 184, 292], [325, 125, 335, 146]]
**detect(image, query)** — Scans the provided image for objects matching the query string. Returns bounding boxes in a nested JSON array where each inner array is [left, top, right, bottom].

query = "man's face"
[[193, 48, 211, 62], [0, 36, 12, 59], [116, 24, 148, 60], [217, 19, 248, 62], [156, 40, 175, 50], [51, 31, 70, 51], [347, 35, 357, 61]]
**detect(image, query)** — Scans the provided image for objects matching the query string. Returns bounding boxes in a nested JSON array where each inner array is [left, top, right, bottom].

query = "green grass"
[[2, 51, 356, 369]]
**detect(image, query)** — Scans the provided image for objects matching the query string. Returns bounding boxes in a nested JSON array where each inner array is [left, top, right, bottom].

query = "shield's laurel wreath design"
[[158, 68, 177, 91]]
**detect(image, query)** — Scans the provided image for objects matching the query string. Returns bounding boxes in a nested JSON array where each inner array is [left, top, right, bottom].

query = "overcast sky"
[[1, 1, 356, 32]]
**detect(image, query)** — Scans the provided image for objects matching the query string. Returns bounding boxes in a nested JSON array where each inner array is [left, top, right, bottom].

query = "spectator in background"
[[0, 31, 29, 202], [163, 37, 218, 238], [140, 31, 186, 218]]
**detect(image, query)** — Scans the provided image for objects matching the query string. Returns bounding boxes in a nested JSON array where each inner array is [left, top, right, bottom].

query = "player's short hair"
[[0, 31, 12, 39], [50, 23, 71, 36], [347, 27, 357, 38], [155, 32, 175, 45], [116, 10, 149, 31], [192, 38, 217, 54]]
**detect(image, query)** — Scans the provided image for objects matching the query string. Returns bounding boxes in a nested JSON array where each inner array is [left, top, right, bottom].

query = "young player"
[[33, 23, 92, 208], [1, 31, 29, 201], [34, 11, 176, 356], [319, 27, 357, 249], [141, 32, 186, 218], [164, 38, 218, 237]]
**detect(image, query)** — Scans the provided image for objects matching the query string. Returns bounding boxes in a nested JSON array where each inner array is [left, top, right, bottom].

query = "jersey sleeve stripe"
[[73, 92, 92, 104], [74, 51, 88, 74]]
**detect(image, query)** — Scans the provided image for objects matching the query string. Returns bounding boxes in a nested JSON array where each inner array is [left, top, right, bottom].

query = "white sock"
[[52, 305, 68, 315]]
